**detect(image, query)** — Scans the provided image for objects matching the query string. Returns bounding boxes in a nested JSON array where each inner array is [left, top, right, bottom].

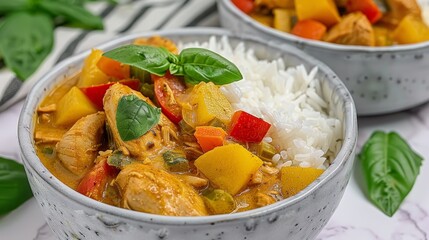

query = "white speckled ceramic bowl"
[[218, 0, 429, 115], [18, 28, 357, 240]]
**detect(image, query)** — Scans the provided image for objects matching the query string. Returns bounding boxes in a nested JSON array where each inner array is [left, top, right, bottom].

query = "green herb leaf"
[[359, 131, 423, 217], [104, 45, 174, 76], [175, 48, 243, 85], [37, 0, 103, 30], [104, 45, 243, 85], [116, 94, 161, 141], [0, 156, 33, 215], [0, 12, 53, 80], [0, 0, 31, 14]]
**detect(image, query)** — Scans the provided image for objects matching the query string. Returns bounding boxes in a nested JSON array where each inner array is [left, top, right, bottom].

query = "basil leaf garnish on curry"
[[116, 94, 161, 141], [103, 45, 243, 85]]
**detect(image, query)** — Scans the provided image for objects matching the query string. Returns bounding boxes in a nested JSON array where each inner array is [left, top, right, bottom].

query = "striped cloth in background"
[[0, 0, 219, 111]]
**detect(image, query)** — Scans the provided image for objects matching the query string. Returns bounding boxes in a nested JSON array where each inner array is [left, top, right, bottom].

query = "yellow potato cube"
[[273, 9, 296, 32], [393, 15, 429, 44], [56, 87, 98, 126], [77, 49, 110, 87], [294, 0, 341, 26], [280, 166, 324, 197], [195, 144, 263, 195], [193, 82, 233, 126]]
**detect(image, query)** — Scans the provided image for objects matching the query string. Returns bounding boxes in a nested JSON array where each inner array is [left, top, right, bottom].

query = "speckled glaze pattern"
[[217, 0, 429, 116], [18, 28, 357, 240]]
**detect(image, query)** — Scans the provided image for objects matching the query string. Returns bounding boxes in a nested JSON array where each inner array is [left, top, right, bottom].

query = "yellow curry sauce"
[[34, 36, 324, 216]]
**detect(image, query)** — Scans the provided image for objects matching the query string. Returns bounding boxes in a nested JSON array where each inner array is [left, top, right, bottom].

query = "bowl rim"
[[218, 0, 429, 53], [18, 27, 357, 226]]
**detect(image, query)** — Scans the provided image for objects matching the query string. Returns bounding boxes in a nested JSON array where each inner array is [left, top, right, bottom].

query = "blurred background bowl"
[[19, 28, 357, 240], [217, 0, 429, 115]]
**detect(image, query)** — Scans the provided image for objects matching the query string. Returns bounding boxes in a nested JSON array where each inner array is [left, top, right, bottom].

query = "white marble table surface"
[[1, 100, 428, 240]]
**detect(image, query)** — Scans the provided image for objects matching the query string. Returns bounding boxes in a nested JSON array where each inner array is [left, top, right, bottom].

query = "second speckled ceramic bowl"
[[218, 0, 429, 115], [18, 28, 357, 240]]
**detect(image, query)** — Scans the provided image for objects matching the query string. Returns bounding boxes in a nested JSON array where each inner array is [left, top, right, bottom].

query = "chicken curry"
[[233, 0, 429, 46], [34, 36, 325, 216]]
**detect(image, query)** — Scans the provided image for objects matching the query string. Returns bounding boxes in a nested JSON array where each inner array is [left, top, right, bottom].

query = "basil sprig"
[[359, 131, 423, 217], [103, 45, 243, 85], [0, 156, 33, 215], [116, 94, 161, 141]]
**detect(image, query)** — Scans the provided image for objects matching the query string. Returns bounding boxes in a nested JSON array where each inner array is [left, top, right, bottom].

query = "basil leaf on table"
[[37, 0, 103, 30], [0, 12, 53, 80], [0, 156, 33, 215], [104, 45, 174, 76], [103, 45, 243, 85], [172, 48, 243, 85], [359, 131, 423, 217], [116, 94, 161, 141], [0, 0, 30, 14]]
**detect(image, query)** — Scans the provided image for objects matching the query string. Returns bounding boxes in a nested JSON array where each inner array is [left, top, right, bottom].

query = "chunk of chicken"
[[56, 112, 105, 175], [115, 164, 208, 216], [325, 12, 375, 46], [103, 83, 177, 161], [383, 0, 421, 26]]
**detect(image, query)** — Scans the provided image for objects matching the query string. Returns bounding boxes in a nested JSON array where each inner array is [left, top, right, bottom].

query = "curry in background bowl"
[[232, 0, 429, 46], [19, 28, 357, 240], [219, 0, 429, 116]]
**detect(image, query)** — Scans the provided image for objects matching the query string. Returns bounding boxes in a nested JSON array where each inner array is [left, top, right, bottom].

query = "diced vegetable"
[[80, 79, 140, 109], [202, 189, 236, 215], [140, 83, 155, 99], [77, 159, 117, 201], [96, 56, 130, 80], [273, 8, 296, 32], [77, 49, 110, 87], [195, 144, 263, 195], [232, 0, 254, 14], [56, 86, 98, 126], [346, 0, 383, 24], [229, 110, 271, 143], [194, 126, 227, 152], [162, 150, 190, 172], [153, 73, 186, 124], [256, 141, 278, 162], [280, 166, 324, 197], [393, 15, 429, 44], [182, 82, 233, 127], [291, 19, 327, 40], [107, 151, 135, 169], [294, 0, 341, 26]]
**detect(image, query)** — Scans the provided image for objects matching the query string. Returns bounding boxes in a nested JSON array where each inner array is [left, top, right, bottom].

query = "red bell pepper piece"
[[291, 20, 327, 40], [232, 0, 254, 14], [76, 159, 118, 201], [80, 79, 140, 109], [229, 110, 271, 143], [153, 73, 186, 124], [346, 0, 383, 24]]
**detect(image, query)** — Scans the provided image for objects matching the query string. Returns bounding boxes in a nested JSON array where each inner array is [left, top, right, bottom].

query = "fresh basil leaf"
[[0, 156, 33, 215], [0, 12, 53, 80], [37, 0, 103, 30], [104, 45, 174, 76], [116, 94, 161, 141], [0, 0, 31, 14], [175, 48, 243, 85], [359, 131, 423, 217]]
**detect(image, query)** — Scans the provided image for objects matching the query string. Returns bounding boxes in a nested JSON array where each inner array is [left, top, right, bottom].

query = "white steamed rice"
[[179, 37, 342, 169]]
